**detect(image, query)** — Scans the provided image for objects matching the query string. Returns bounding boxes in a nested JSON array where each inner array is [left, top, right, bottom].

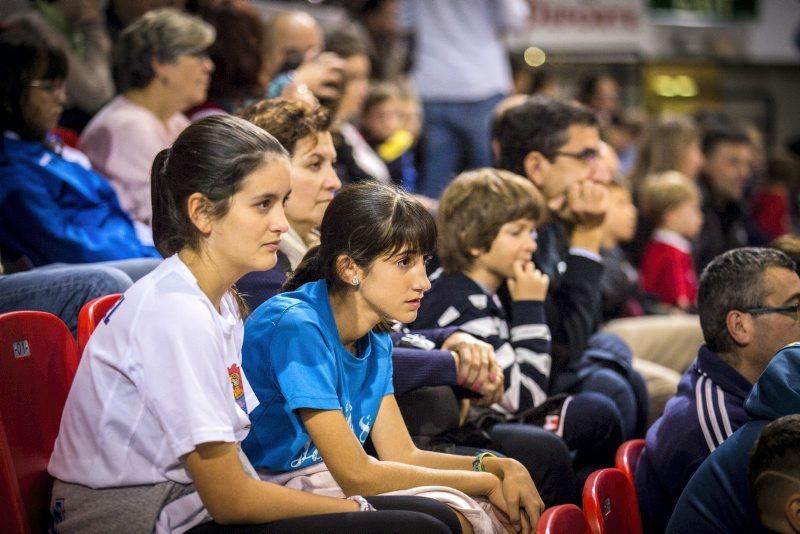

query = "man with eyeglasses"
[[636, 247, 800, 532], [669, 343, 800, 533], [495, 97, 608, 363], [494, 96, 648, 441]]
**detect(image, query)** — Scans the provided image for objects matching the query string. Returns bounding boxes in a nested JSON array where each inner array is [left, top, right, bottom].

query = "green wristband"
[[472, 451, 497, 472]]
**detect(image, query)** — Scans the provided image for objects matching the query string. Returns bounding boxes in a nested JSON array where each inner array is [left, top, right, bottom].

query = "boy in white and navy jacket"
[[412, 168, 625, 476]]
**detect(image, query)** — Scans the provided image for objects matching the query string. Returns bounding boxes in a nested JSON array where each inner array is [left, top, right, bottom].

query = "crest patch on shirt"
[[228, 363, 247, 412]]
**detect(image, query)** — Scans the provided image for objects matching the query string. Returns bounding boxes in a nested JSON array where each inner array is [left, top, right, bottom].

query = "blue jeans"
[[0, 263, 144, 333], [419, 93, 505, 198]]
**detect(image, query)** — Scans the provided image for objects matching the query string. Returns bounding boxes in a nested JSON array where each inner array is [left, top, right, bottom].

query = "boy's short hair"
[[639, 171, 699, 227], [437, 168, 545, 273], [749, 414, 800, 524], [363, 81, 402, 116]]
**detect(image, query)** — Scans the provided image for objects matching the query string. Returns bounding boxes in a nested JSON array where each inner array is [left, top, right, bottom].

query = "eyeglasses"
[[744, 303, 800, 319], [28, 80, 66, 92], [553, 148, 600, 165], [182, 48, 210, 59]]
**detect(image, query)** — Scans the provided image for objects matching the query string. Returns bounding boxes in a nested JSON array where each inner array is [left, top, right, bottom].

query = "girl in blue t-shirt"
[[243, 182, 544, 533]]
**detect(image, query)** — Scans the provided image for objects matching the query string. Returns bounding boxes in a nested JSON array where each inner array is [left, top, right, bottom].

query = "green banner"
[[650, 0, 758, 21]]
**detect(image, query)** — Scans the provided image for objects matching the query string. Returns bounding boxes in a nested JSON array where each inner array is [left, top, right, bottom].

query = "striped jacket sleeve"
[[435, 293, 552, 414]]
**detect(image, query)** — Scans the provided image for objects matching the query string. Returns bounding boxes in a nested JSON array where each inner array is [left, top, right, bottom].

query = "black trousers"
[[187, 495, 461, 533]]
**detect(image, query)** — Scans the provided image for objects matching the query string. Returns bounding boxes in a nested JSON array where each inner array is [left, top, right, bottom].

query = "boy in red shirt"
[[640, 171, 704, 310]]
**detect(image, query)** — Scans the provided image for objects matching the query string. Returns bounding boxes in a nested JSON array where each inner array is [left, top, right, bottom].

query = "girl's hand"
[[493, 458, 543, 533], [507, 260, 549, 302], [442, 332, 501, 394]]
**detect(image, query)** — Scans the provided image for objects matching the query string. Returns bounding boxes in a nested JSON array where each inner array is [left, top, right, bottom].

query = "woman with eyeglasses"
[[0, 32, 159, 275], [80, 8, 215, 227]]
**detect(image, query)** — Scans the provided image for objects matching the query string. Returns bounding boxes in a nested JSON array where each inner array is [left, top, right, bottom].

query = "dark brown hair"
[[284, 182, 436, 294]]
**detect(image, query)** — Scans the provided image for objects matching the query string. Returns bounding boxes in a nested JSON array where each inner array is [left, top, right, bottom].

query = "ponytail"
[[151, 148, 183, 257], [281, 245, 325, 292]]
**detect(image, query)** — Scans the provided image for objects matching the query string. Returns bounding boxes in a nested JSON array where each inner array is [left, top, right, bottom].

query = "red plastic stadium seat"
[[0, 311, 78, 534], [615, 439, 646, 489], [77, 293, 122, 357], [537, 504, 591, 534], [582, 468, 643, 534]]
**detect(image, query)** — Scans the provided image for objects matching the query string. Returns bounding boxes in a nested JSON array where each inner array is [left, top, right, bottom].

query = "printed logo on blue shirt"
[[289, 402, 373, 469]]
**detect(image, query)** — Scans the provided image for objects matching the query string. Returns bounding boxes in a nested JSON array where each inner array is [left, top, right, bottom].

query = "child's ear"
[[335, 254, 364, 286], [468, 247, 483, 258], [523, 151, 548, 189]]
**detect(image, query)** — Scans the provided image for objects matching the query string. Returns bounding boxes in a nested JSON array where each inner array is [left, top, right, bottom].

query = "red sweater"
[[640, 230, 697, 307]]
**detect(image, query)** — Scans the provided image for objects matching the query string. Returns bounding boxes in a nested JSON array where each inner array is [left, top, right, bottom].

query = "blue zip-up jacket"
[[636, 345, 752, 532], [667, 342, 800, 533], [0, 134, 159, 265]]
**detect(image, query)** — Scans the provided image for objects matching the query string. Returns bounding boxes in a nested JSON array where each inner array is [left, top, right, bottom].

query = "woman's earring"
[[351, 277, 360, 287]]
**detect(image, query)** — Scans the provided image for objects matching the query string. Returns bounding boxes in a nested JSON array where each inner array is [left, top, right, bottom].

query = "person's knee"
[[565, 392, 624, 444], [582, 368, 633, 400], [86, 266, 134, 295], [491, 424, 571, 467]]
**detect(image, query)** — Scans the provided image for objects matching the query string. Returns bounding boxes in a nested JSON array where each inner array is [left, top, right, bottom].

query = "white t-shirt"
[[49, 254, 259, 488]]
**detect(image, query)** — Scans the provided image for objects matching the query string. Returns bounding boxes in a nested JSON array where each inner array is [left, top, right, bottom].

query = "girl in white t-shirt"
[[48, 115, 457, 533]]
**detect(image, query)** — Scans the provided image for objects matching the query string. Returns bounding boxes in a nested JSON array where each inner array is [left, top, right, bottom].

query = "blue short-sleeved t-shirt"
[[241, 279, 394, 472]]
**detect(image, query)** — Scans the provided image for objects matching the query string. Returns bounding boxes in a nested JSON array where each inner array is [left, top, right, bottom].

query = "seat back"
[[583, 468, 643, 534], [0, 311, 79, 534], [537, 504, 590, 534], [77, 293, 122, 356], [615, 439, 646, 489]]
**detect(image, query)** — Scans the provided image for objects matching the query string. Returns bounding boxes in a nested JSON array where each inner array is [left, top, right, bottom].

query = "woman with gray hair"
[[79, 8, 215, 227]]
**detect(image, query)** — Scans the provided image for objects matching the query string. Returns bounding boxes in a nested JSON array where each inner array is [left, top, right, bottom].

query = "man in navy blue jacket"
[[636, 247, 800, 531], [668, 343, 800, 533], [494, 96, 646, 439]]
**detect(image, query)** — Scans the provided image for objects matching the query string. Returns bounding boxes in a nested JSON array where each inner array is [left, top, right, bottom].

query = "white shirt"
[[400, 0, 528, 100], [49, 254, 258, 488]]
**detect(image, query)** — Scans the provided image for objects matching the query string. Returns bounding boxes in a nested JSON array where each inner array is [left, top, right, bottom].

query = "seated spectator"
[[80, 8, 214, 226], [639, 171, 704, 310], [242, 182, 543, 533], [236, 99, 339, 304], [668, 342, 800, 534], [412, 168, 624, 478], [360, 82, 417, 191], [749, 414, 800, 533], [187, 1, 266, 121], [751, 155, 798, 241], [325, 28, 392, 186], [636, 247, 800, 532], [0, 34, 159, 268], [494, 96, 647, 439], [626, 115, 704, 267], [261, 10, 344, 105], [235, 98, 504, 413], [600, 178, 646, 320], [3, 0, 114, 130], [695, 118, 767, 270], [49, 115, 460, 533], [576, 73, 620, 128]]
